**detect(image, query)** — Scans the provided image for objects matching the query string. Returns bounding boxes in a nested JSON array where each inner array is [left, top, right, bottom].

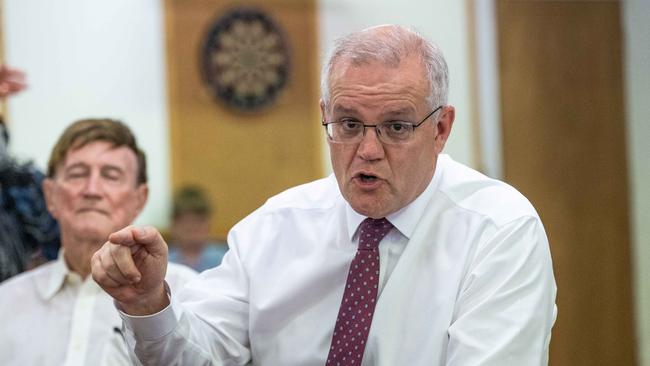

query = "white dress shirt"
[[122, 154, 557, 365], [0, 250, 197, 366]]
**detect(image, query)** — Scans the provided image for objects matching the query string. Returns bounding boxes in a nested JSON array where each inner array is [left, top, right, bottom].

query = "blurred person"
[[0, 64, 59, 282], [93, 25, 556, 365], [0, 64, 27, 157], [0, 64, 26, 99], [0, 118, 197, 365], [168, 185, 228, 272], [0, 158, 60, 282]]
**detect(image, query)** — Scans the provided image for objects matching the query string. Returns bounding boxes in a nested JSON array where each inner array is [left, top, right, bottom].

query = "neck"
[[61, 234, 103, 279]]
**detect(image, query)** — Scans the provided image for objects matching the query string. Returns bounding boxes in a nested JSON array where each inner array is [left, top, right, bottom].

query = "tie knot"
[[358, 218, 393, 250]]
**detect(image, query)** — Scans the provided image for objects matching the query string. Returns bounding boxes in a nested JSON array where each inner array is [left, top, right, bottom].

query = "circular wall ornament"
[[201, 7, 290, 112]]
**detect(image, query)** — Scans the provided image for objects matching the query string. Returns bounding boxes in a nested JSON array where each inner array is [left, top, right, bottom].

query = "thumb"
[[108, 225, 141, 246], [108, 225, 167, 257], [131, 225, 167, 257], [131, 225, 162, 243]]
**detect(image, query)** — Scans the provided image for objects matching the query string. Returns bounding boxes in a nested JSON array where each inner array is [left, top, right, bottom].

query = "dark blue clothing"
[[0, 159, 60, 282]]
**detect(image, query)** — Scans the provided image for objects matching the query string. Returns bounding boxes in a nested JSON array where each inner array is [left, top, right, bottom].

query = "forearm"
[[123, 307, 212, 365], [121, 297, 251, 366]]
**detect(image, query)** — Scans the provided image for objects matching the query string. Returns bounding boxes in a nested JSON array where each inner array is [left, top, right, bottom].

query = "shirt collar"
[[345, 155, 444, 240], [37, 248, 87, 300], [38, 248, 70, 300]]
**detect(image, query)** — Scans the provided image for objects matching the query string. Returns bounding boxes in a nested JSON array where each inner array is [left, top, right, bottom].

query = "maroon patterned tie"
[[326, 217, 394, 366]]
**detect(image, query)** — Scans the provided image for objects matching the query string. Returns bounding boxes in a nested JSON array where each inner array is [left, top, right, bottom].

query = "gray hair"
[[321, 25, 449, 111]]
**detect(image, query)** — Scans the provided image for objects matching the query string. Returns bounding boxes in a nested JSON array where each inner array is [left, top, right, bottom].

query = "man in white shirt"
[[92, 25, 557, 365], [0, 119, 196, 366]]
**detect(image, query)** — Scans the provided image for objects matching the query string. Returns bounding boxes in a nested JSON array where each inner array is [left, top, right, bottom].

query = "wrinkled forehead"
[[330, 55, 428, 88], [326, 57, 430, 111]]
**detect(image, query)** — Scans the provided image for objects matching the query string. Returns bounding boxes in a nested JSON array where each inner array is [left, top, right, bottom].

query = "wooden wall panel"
[[165, 0, 321, 238], [497, 1, 636, 365]]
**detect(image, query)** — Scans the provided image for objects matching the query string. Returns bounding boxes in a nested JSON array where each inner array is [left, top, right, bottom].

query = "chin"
[[346, 190, 390, 218], [349, 201, 386, 219]]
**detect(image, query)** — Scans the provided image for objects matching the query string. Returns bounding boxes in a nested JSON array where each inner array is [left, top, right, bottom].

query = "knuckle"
[[108, 243, 125, 258], [92, 269, 106, 284]]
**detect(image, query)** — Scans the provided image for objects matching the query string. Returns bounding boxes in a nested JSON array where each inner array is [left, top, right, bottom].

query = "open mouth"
[[358, 173, 378, 183], [354, 171, 382, 186]]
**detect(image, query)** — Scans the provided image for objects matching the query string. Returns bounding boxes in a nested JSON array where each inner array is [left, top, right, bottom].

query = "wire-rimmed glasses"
[[322, 106, 442, 145]]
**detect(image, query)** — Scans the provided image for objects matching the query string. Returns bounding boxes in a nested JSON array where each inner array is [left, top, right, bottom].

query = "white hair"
[[321, 25, 449, 112]]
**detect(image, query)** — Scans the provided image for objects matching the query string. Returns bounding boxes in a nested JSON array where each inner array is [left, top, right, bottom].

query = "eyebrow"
[[332, 105, 358, 115], [332, 105, 415, 118]]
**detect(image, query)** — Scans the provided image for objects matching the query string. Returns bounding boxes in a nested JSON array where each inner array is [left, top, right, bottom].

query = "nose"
[[356, 127, 385, 161], [82, 172, 103, 198]]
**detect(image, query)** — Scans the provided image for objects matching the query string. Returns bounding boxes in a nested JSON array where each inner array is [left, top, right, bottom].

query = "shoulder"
[[226, 175, 344, 259], [0, 261, 55, 300], [262, 174, 341, 212], [233, 175, 342, 230], [436, 155, 540, 227]]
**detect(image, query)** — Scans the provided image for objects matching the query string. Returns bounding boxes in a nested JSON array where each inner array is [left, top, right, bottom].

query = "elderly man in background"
[[0, 119, 196, 365], [93, 25, 556, 365]]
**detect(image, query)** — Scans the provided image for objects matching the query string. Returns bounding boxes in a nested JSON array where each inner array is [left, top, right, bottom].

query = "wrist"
[[118, 283, 170, 316]]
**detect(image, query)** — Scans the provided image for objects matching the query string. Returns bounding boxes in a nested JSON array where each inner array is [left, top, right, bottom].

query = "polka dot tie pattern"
[[326, 218, 394, 366]]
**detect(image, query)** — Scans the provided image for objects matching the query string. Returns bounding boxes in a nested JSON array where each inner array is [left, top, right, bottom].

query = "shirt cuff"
[[116, 282, 182, 341]]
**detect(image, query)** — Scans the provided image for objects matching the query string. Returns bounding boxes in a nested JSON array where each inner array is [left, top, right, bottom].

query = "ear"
[[42, 178, 59, 218], [133, 183, 149, 216], [434, 105, 455, 152], [319, 99, 327, 121]]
